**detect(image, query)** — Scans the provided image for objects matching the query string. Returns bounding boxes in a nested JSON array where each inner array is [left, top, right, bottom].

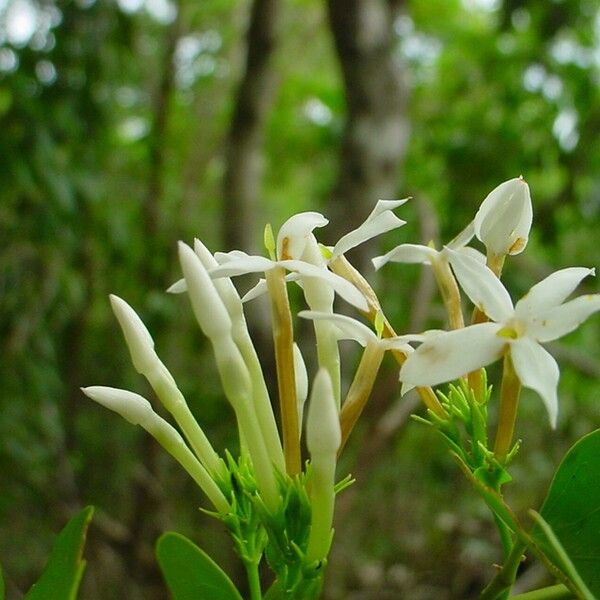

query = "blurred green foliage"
[[1, 0, 599, 598]]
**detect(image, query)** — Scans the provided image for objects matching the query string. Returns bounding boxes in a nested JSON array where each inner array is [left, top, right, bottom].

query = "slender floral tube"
[[299, 241, 342, 407], [493, 352, 522, 461], [330, 255, 447, 419], [81, 386, 229, 514], [339, 342, 385, 453], [194, 239, 284, 473], [109, 295, 223, 476], [430, 257, 464, 330], [265, 266, 301, 475], [306, 370, 341, 563]]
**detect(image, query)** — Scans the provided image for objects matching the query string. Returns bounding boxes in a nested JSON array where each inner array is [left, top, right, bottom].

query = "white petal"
[[331, 199, 408, 258], [400, 323, 506, 386], [372, 244, 438, 270], [527, 294, 600, 343], [474, 177, 532, 256], [306, 369, 341, 456], [242, 278, 268, 302], [213, 249, 254, 264], [448, 246, 487, 264], [400, 381, 416, 396], [380, 337, 415, 354], [447, 221, 475, 250], [82, 386, 154, 426], [299, 310, 376, 346], [210, 255, 276, 278], [515, 267, 595, 318], [510, 338, 559, 427], [167, 278, 187, 294], [446, 247, 514, 322], [277, 212, 328, 260], [282, 260, 368, 311]]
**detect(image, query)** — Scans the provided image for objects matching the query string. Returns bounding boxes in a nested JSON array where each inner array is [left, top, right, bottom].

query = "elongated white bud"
[[82, 386, 154, 426], [293, 343, 308, 433], [306, 369, 340, 563], [178, 242, 232, 340], [307, 369, 341, 458], [82, 386, 229, 513], [474, 177, 532, 256], [109, 295, 157, 375], [195, 239, 285, 472], [194, 239, 244, 323]]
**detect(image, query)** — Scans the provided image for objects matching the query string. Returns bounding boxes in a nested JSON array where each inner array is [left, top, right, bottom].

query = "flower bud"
[[109, 295, 157, 375], [293, 343, 308, 433], [306, 369, 341, 458], [81, 386, 154, 426], [178, 242, 232, 340], [474, 177, 532, 257]]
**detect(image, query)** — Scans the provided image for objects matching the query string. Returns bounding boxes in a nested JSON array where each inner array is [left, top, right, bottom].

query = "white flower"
[[401, 248, 600, 426], [210, 250, 368, 311], [474, 177, 532, 256], [330, 199, 408, 259], [371, 221, 480, 270]]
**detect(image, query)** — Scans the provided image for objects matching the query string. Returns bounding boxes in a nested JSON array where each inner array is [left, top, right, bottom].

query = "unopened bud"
[[81, 386, 154, 426], [306, 369, 341, 457], [109, 295, 157, 375], [178, 242, 232, 340], [474, 177, 532, 257]]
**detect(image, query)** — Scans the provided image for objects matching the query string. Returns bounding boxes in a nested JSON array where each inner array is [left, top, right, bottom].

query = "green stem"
[[245, 559, 263, 600], [493, 512, 514, 560], [480, 539, 527, 600], [509, 584, 572, 600]]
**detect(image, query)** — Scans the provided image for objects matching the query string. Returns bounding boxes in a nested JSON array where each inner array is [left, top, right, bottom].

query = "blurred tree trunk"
[[143, 11, 181, 287], [326, 0, 409, 273], [223, 0, 280, 252]]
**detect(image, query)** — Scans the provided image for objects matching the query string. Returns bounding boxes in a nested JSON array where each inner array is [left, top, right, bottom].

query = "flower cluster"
[[84, 176, 600, 596]]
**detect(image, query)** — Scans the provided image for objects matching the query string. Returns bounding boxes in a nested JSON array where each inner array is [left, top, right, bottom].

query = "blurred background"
[[1, 0, 600, 598]]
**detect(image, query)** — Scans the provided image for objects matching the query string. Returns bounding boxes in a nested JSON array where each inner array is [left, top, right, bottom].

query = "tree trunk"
[[326, 0, 409, 273], [223, 0, 280, 252]]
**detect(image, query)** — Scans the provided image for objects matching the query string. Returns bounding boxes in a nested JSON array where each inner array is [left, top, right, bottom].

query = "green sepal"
[[156, 532, 243, 600], [24, 505, 94, 600], [334, 473, 355, 494]]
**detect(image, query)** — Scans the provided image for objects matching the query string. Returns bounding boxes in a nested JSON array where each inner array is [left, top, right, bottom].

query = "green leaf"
[[156, 532, 243, 600], [25, 506, 94, 600], [532, 429, 600, 598], [1, 562, 5, 600]]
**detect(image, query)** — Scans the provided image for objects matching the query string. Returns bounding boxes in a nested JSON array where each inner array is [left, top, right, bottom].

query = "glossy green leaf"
[[156, 532, 243, 600], [529, 511, 593, 599], [24, 506, 94, 600], [533, 429, 600, 598]]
